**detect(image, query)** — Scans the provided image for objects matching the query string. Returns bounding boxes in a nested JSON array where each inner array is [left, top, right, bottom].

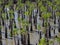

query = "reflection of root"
[[11, 39, 14, 45], [30, 33, 33, 39], [5, 38, 14, 45], [13, 39, 15, 45], [6, 39, 8, 45], [57, 33, 60, 38]]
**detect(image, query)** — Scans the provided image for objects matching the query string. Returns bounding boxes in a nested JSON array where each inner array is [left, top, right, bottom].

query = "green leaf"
[[38, 1, 42, 7], [0, 8, 2, 12], [55, 0, 60, 5], [37, 24, 41, 30], [9, 10, 14, 14], [5, 5, 9, 8], [22, 19, 29, 26], [0, 1, 2, 4], [18, 17, 22, 22], [40, 6, 47, 12], [53, 5, 57, 10], [20, 28, 27, 34], [8, 0, 13, 6], [49, 40, 53, 44], [16, 6, 19, 10], [44, 22, 48, 27], [18, 0, 22, 3], [42, 12, 51, 19], [19, 3, 24, 9], [25, 1, 31, 6], [56, 12, 60, 16], [13, 28, 18, 35], [0, 26, 2, 29], [55, 37, 60, 42], [47, 1, 52, 6], [2, 13, 6, 19], [10, 15, 14, 19], [24, 11, 29, 16], [39, 38, 46, 45]]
